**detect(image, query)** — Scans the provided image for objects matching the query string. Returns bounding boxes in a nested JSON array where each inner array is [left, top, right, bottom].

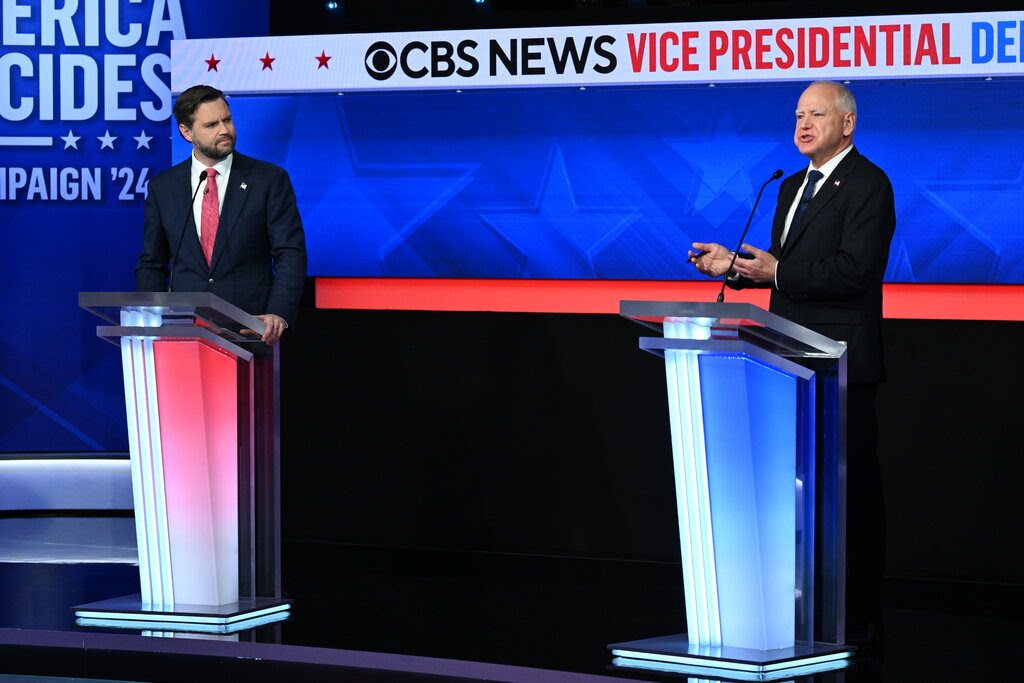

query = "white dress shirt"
[[189, 153, 233, 239]]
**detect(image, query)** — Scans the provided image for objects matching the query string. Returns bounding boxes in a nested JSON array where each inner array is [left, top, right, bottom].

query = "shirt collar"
[[807, 144, 853, 183], [190, 152, 233, 179]]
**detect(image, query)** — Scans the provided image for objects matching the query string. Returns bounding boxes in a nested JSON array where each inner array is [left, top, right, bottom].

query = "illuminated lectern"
[[610, 301, 853, 678], [75, 292, 289, 632]]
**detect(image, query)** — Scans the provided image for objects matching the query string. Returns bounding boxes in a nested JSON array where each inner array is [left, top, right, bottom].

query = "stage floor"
[[0, 528, 1019, 682]]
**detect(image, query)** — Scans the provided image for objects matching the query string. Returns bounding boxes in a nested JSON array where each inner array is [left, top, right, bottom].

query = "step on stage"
[[2, 546, 1020, 683]]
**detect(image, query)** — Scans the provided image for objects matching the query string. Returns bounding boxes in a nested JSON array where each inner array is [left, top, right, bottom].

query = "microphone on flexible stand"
[[715, 168, 784, 303], [169, 170, 207, 293]]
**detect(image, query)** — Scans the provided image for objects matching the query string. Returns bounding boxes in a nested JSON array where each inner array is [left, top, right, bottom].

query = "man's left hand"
[[731, 243, 778, 284], [254, 314, 287, 346]]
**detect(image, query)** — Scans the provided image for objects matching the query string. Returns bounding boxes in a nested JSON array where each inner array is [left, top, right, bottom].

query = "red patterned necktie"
[[200, 168, 219, 266]]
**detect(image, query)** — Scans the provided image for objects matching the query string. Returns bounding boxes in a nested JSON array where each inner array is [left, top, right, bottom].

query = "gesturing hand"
[[688, 242, 735, 278], [731, 244, 777, 284]]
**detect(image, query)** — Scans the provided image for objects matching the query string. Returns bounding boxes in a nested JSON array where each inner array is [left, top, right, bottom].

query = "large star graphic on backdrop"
[[886, 240, 917, 282], [283, 97, 479, 275], [915, 164, 1024, 281], [477, 141, 640, 277], [664, 110, 780, 228]]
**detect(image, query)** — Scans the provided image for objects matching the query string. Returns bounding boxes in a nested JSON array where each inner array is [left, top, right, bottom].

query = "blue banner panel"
[[217, 79, 1024, 284], [0, 1, 268, 452]]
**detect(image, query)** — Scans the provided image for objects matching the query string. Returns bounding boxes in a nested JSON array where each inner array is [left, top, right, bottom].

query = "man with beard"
[[136, 85, 307, 345]]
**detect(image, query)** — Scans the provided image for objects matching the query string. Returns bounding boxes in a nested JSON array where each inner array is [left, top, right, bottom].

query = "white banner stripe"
[[172, 11, 1024, 95], [0, 137, 53, 146]]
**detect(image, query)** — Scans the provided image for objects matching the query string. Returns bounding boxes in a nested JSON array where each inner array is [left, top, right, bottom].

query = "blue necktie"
[[789, 169, 823, 233]]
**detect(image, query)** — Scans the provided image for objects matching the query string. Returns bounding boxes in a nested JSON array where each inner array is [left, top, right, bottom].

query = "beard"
[[195, 134, 235, 161]]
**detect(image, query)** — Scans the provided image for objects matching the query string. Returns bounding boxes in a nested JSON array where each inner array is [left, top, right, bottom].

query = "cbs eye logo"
[[365, 41, 398, 80]]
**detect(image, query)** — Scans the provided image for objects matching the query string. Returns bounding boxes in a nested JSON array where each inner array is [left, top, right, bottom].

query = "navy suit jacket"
[[135, 152, 307, 327], [731, 147, 895, 382]]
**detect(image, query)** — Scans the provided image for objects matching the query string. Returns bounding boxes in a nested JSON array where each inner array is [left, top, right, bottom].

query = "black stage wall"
[[280, 309, 1024, 590]]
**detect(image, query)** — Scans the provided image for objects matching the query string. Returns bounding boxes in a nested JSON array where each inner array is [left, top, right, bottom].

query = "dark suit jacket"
[[731, 147, 895, 382], [135, 152, 307, 327]]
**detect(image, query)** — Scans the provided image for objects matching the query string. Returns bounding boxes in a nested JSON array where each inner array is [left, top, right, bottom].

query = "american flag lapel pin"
[[240, 182, 247, 190]]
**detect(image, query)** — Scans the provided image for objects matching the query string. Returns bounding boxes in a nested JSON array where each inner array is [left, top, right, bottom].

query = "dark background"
[[280, 310, 1024, 599], [270, 0, 1021, 609]]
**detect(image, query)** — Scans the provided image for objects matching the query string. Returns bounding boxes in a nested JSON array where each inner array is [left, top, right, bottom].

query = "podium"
[[609, 301, 853, 678], [75, 292, 290, 632]]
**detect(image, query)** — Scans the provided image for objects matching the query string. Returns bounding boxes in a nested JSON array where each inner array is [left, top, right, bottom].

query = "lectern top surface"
[[620, 300, 847, 361], [79, 292, 266, 342]]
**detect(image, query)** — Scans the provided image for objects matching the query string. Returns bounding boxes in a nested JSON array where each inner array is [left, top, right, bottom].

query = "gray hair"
[[811, 80, 857, 116]]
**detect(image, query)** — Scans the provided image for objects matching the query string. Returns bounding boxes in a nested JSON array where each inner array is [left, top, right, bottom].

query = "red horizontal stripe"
[[315, 278, 1024, 321], [881, 283, 1024, 321]]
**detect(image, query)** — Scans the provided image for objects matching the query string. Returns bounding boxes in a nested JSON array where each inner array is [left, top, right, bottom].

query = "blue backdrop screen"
[[0, 0, 267, 453], [3, 4, 1021, 455], [215, 79, 1024, 284]]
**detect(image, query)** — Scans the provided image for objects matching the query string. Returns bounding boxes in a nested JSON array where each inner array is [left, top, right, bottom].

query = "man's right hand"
[[688, 242, 735, 277]]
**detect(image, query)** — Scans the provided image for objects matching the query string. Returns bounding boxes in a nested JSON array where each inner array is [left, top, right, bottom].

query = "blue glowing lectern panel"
[[699, 353, 807, 651], [622, 301, 846, 669]]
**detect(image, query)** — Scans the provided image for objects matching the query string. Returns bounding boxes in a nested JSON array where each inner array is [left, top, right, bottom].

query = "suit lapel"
[[782, 148, 860, 255], [210, 153, 253, 271], [773, 176, 801, 255], [171, 160, 206, 268]]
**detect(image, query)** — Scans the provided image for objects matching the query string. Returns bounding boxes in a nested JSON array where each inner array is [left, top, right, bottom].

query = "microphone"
[[169, 170, 207, 293], [716, 168, 784, 303]]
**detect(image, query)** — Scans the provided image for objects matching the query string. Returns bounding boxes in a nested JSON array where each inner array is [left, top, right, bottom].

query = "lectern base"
[[609, 634, 853, 682], [73, 594, 291, 634]]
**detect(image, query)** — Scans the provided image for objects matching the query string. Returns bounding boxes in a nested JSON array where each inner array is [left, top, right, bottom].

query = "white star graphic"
[[60, 130, 81, 150], [134, 130, 153, 149], [97, 130, 117, 150]]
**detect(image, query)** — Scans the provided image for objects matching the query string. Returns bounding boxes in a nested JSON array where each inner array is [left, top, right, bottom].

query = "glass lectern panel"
[[619, 300, 848, 663]]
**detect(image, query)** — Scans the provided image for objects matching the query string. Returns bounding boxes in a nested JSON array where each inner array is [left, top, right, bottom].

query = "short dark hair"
[[173, 85, 227, 129]]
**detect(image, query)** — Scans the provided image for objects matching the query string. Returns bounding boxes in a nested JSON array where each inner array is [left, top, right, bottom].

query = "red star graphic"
[[316, 51, 332, 69], [260, 52, 275, 71], [205, 54, 220, 72]]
